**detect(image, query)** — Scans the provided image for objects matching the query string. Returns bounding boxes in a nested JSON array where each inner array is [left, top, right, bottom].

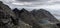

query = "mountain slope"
[[13, 8, 59, 28], [31, 9, 59, 23], [0, 1, 32, 28]]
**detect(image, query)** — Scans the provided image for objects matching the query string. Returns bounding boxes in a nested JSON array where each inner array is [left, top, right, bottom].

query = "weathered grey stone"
[[0, 1, 32, 28], [31, 9, 59, 23]]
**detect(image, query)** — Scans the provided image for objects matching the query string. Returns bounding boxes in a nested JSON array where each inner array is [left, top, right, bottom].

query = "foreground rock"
[[0, 1, 32, 28]]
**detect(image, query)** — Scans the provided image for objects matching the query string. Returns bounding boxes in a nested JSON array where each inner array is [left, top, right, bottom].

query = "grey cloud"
[[14, 0, 52, 7], [1, 0, 60, 9], [17, 0, 37, 2], [53, 1, 60, 4], [16, 0, 50, 2]]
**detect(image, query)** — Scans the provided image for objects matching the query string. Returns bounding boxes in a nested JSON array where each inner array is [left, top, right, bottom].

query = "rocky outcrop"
[[0, 1, 60, 28], [13, 8, 20, 18], [16, 8, 42, 28], [31, 9, 59, 23], [13, 8, 59, 28], [0, 1, 32, 28]]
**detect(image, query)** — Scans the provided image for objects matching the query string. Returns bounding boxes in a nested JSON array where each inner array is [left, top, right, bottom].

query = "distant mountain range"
[[0, 1, 60, 28]]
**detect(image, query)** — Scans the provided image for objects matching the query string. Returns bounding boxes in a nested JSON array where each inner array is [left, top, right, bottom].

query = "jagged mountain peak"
[[39, 9, 47, 11], [21, 8, 27, 11], [36, 9, 48, 13], [0, 1, 60, 28], [32, 9, 37, 12], [13, 8, 19, 10], [13, 8, 19, 12], [0, 1, 32, 28], [31, 9, 59, 23], [31, 9, 48, 12], [19, 8, 29, 13]]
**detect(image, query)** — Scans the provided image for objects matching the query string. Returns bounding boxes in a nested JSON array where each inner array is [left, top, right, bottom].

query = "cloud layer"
[[0, 0, 60, 9]]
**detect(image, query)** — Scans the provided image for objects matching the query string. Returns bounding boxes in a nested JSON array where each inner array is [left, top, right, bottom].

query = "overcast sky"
[[0, 0, 60, 19], [0, 0, 60, 10]]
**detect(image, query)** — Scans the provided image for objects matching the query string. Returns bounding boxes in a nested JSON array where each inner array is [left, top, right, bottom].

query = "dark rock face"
[[31, 9, 59, 23], [0, 1, 60, 28], [0, 1, 15, 28], [17, 8, 42, 28], [13, 8, 20, 18], [56, 23, 60, 28], [0, 1, 32, 28], [13, 8, 59, 28], [13, 8, 43, 28]]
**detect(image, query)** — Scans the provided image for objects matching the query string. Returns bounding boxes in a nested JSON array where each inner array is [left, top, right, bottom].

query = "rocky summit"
[[31, 9, 59, 23], [0, 1, 60, 28]]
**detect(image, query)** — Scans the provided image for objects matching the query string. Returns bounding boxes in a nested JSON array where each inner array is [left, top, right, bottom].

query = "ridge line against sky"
[[0, 0, 60, 19]]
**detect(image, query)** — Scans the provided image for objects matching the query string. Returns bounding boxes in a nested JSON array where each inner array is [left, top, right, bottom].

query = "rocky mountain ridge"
[[0, 1, 60, 28]]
